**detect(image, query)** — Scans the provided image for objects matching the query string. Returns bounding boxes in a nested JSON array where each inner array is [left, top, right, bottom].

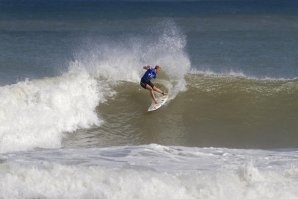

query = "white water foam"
[[1, 145, 298, 199], [0, 66, 102, 153]]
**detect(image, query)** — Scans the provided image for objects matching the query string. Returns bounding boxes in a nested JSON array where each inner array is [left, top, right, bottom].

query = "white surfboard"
[[148, 95, 168, 112]]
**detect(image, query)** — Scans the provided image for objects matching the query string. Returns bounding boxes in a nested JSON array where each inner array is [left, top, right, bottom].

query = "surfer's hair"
[[155, 65, 161, 69]]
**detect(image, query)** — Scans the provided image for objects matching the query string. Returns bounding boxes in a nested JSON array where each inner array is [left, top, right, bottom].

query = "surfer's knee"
[[146, 85, 153, 91]]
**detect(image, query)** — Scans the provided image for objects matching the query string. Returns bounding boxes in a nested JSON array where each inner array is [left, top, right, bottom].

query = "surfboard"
[[148, 95, 168, 112]]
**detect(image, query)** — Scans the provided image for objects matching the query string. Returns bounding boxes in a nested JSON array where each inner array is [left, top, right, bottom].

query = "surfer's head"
[[155, 65, 161, 73]]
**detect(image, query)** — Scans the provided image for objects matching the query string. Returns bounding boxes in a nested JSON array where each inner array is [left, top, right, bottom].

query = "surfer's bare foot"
[[154, 100, 159, 104]]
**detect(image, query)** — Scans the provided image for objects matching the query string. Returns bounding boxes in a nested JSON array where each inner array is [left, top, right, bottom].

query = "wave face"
[[78, 73, 298, 150], [180, 73, 298, 148]]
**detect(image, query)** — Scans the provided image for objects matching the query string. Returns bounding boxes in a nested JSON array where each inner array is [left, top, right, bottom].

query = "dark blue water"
[[1, 0, 298, 85]]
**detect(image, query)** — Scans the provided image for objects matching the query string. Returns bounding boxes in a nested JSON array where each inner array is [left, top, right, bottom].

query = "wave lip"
[[189, 68, 298, 81]]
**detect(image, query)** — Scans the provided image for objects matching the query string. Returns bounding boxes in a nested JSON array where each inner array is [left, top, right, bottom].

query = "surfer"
[[140, 65, 167, 104]]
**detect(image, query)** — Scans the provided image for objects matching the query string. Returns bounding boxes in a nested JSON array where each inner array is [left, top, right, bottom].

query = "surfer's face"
[[156, 68, 161, 73]]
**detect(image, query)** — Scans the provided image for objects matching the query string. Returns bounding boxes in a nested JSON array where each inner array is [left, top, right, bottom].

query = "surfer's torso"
[[141, 67, 156, 83]]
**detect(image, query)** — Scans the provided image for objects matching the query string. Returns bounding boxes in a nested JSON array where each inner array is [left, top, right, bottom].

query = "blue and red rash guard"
[[141, 67, 156, 83]]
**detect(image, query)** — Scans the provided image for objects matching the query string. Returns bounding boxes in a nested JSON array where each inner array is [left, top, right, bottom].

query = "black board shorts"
[[140, 79, 154, 89]]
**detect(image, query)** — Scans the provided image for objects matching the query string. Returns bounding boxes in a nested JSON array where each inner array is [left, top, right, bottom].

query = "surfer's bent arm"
[[143, 65, 151, 70]]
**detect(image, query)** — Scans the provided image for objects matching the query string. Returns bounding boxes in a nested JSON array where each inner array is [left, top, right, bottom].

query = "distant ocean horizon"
[[1, 0, 298, 198]]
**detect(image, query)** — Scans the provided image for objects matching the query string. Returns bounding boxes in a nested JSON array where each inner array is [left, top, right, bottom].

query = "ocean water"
[[1, 0, 298, 198]]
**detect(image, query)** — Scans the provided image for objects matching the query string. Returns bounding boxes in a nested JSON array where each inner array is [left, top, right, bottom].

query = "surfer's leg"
[[146, 84, 158, 104], [152, 86, 164, 95]]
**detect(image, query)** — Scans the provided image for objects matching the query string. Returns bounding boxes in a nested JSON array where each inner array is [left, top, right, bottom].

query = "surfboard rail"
[[148, 95, 168, 112]]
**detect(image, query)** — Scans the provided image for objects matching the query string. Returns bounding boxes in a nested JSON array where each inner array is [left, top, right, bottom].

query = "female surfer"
[[140, 65, 167, 104]]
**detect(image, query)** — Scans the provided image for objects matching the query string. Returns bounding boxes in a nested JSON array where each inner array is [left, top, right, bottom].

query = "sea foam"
[[0, 66, 101, 153], [1, 145, 298, 199]]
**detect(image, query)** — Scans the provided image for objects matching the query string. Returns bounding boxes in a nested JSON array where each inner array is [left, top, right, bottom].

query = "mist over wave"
[[74, 19, 190, 99]]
